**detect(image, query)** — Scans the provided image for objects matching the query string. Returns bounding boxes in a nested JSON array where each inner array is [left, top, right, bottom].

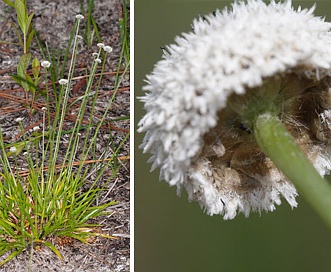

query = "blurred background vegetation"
[[135, 1, 331, 271]]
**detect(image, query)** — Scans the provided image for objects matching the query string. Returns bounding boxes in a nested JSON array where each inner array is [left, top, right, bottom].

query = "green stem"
[[254, 112, 331, 229]]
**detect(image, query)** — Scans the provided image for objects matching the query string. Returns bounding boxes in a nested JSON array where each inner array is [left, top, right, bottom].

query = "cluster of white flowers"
[[138, 0, 331, 219], [92, 44, 113, 64]]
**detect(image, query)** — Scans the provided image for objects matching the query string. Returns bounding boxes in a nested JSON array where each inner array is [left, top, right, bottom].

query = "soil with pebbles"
[[0, 0, 130, 271]]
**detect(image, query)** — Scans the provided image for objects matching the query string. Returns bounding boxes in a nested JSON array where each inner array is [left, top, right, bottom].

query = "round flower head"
[[138, 0, 331, 219], [59, 79, 69, 85], [103, 45, 113, 53], [41, 61, 51, 68], [75, 14, 84, 20]]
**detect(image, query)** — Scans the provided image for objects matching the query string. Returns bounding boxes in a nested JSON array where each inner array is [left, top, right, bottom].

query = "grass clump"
[[0, 7, 129, 266]]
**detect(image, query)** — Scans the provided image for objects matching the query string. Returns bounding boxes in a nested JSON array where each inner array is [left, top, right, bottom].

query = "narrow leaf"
[[2, 0, 15, 8], [0, 249, 22, 266], [14, 0, 27, 34], [41, 241, 63, 260], [26, 12, 34, 32], [91, 16, 101, 43], [11, 22, 23, 47], [26, 28, 35, 52]]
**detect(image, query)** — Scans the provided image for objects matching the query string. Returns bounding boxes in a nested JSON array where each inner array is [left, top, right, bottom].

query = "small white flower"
[[92, 52, 99, 57], [59, 79, 69, 85], [41, 107, 47, 111], [76, 14, 84, 20], [95, 58, 102, 64], [97, 43, 105, 48], [33, 126, 40, 131], [41, 61, 51, 68], [103, 45, 113, 53], [9, 147, 17, 153], [138, 0, 331, 219], [15, 117, 24, 122]]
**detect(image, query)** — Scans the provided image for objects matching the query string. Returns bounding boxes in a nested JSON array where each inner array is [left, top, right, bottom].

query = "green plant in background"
[[112, 0, 130, 91], [2, 0, 41, 110], [0, 13, 128, 265], [79, 0, 101, 48], [3, 0, 35, 54], [119, 0, 130, 65]]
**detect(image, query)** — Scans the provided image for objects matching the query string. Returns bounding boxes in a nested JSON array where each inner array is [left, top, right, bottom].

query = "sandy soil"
[[0, 0, 130, 271]]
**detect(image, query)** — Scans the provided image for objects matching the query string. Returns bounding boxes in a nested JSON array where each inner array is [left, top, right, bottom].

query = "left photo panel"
[[0, 0, 130, 271]]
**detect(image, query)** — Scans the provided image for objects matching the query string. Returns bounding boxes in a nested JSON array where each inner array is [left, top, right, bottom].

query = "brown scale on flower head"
[[302, 79, 331, 143], [199, 73, 331, 195], [284, 75, 331, 144]]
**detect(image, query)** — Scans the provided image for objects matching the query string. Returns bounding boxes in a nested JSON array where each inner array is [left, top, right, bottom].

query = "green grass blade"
[[40, 241, 63, 260], [2, 0, 15, 8], [91, 16, 101, 43], [0, 249, 23, 266]]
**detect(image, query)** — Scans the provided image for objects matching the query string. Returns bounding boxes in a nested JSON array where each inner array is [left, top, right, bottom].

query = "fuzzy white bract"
[[138, 0, 331, 219]]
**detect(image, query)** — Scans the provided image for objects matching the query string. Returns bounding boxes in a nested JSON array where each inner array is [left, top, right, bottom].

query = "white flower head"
[[41, 107, 47, 111], [9, 146, 17, 153], [95, 58, 102, 64], [92, 52, 99, 57], [15, 117, 24, 122], [59, 79, 69, 85], [97, 43, 105, 49], [76, 14, 84, 20], [103, 45, 113, 53], [138, 0, 331, 219], [41, 61, 51, 68]]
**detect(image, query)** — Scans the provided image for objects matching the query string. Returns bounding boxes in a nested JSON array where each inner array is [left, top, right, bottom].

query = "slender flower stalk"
[[49, 14, 83, 179], [139, 0, 331, 224]]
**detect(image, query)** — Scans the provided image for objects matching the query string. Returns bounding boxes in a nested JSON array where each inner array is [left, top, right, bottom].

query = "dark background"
[[135, 1, 331, 271]]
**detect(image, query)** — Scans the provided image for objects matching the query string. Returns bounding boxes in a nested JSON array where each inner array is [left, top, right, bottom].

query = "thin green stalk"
[[61, 49, 101, 172], [49, 17, 82, 179], [119, 0, 129, 64], [254, 112, 331, 229]]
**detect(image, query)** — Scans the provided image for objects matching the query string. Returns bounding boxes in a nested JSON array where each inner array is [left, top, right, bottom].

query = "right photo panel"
[[135, 1, 331, 272]]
